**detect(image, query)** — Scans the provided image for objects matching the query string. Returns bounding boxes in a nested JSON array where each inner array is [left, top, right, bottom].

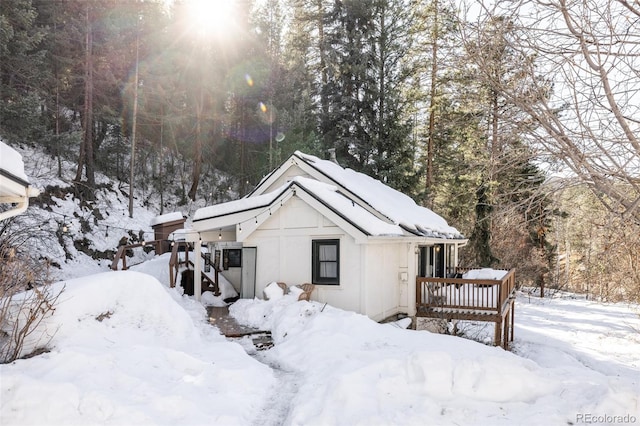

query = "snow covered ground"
[[1, 254, 638, 425], [2, 143, 639, 425]]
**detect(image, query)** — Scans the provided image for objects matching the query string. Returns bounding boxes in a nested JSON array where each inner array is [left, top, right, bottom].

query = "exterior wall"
[[239, 196, 423, 320], [201, 241, 244, 293], [244, 197, 364, 314], [220, 268, 241, 293], [361, 242, 412, 321], [152, 219, 186, 255], [407, 242, 418, 317]]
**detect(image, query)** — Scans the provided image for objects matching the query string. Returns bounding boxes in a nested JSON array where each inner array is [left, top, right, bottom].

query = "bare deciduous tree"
[[553, 183, 640, 302], [0, 215, 63, 363], [462, 0, 640, 224], [0, 271, 62, 363]]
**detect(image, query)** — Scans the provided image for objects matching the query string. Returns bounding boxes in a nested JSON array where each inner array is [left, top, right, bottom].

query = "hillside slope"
[[3, 142, 208, 280]]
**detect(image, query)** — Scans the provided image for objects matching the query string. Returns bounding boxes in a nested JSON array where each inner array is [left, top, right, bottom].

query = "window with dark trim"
[[223, 249, 242, 269], [312, 239, 340, 285]]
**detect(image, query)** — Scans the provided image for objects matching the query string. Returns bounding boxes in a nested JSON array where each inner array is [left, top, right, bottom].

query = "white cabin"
[[188, 151, 467, 321]]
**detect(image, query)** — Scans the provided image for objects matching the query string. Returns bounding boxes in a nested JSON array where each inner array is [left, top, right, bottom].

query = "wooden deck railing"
[[168, 241, 188, 288], [416, 268, 516, 316], [168, 242, 220, 295], [111, 240, 220, 295], [110, 239, 163, 271]]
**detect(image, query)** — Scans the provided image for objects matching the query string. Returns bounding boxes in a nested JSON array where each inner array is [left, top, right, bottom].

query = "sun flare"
[[184, 0, 236, 37]]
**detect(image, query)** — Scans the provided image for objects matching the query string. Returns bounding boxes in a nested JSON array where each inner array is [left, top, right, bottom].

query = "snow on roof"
[[194, 187, 285, 222], [150, 211, 184, 227], [193, 152, 463, 239], [0, 140, 29, 183], [293, 177, 403, 236], [294, 152, 463, 238], [195, 177, 429, 238]]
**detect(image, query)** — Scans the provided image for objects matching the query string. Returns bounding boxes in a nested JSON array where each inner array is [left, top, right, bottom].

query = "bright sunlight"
[[184, 0, 236, 38]]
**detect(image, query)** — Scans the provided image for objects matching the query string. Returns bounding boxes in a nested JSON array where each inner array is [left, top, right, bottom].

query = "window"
[[223, 249, 242, 269], [312, 239, 340, 285]]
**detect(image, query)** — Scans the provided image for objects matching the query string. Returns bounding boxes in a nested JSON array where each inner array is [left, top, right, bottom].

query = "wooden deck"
[[416, 269, 516, 349]]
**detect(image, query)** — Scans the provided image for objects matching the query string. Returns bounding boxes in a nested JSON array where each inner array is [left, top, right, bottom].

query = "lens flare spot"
[[259, 102, 267, 113], [245, 74, 254, 87]]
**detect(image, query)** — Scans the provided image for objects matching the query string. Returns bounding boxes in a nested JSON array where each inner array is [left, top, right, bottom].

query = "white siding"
[[245, 197, 363, 314], [362, 243, 407, 321], [236, 196, 423, 319]]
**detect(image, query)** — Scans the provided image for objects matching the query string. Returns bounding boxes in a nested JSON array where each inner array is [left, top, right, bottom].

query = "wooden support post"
[[494, 319, 502, 347], [510, 301, 515, 343], [502, 313, 510, 350], [194, 239, 202, 301]]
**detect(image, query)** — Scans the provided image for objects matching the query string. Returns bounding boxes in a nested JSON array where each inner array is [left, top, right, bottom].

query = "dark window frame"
[[312, 239, 340, 285], [224, 248, 242, 269]]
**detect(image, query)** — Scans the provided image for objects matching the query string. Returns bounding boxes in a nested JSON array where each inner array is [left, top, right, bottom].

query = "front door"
[[240, 247, 257, 298], [418, 245, 445, 278]]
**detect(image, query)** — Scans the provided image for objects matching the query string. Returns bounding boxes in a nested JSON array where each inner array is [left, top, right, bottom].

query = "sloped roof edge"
[[0, 168, 30, 188], [194, 184, 292, 223], [242, 151, 464, 238], [194, 166, 464, 240], [293, 151, 463, 239], [193, 177, 404, 239]]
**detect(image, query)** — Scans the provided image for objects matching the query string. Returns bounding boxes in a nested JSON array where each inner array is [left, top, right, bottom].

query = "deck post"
[[194, 238, 202, 301], [494, 319, 502, 347], [502, 312, 510, 350], [510, 300, 515, 343]]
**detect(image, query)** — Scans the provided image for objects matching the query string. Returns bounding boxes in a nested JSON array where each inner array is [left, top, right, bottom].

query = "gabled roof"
[[193, 177, 404, 242], [194, 183, 292, 231], [249, 151, 464, 239]]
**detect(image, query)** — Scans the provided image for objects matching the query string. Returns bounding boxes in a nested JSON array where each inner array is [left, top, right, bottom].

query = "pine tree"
[[0, 0, 47, 142]]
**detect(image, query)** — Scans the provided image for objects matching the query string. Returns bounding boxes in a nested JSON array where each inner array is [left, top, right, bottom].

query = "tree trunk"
[[188, 89, 204, 201], [425, 0, 439, 205], [76, 3, 93, 190], [129, 30, 140, 218], [377, 1, 386, 170], [316, 0, 330, 150]]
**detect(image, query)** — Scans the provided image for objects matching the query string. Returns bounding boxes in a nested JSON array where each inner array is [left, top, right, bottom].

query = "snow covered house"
[[185, 151, 470, 322], [0, 141, 40, 221]]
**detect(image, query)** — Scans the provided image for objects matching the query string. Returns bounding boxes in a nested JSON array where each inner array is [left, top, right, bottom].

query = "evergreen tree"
[[34, 0, 83, 177], [0, 0, 47, 142], [314, 0, 420, 192], [452, 14, 555, 287]]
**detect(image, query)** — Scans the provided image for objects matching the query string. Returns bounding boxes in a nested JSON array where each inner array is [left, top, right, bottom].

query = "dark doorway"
[[418, 245, 445, 278]]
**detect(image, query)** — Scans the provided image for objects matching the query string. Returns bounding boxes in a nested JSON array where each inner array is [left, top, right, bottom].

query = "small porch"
[[168, 241, 222, 296], [415, 268, 516, 349]]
